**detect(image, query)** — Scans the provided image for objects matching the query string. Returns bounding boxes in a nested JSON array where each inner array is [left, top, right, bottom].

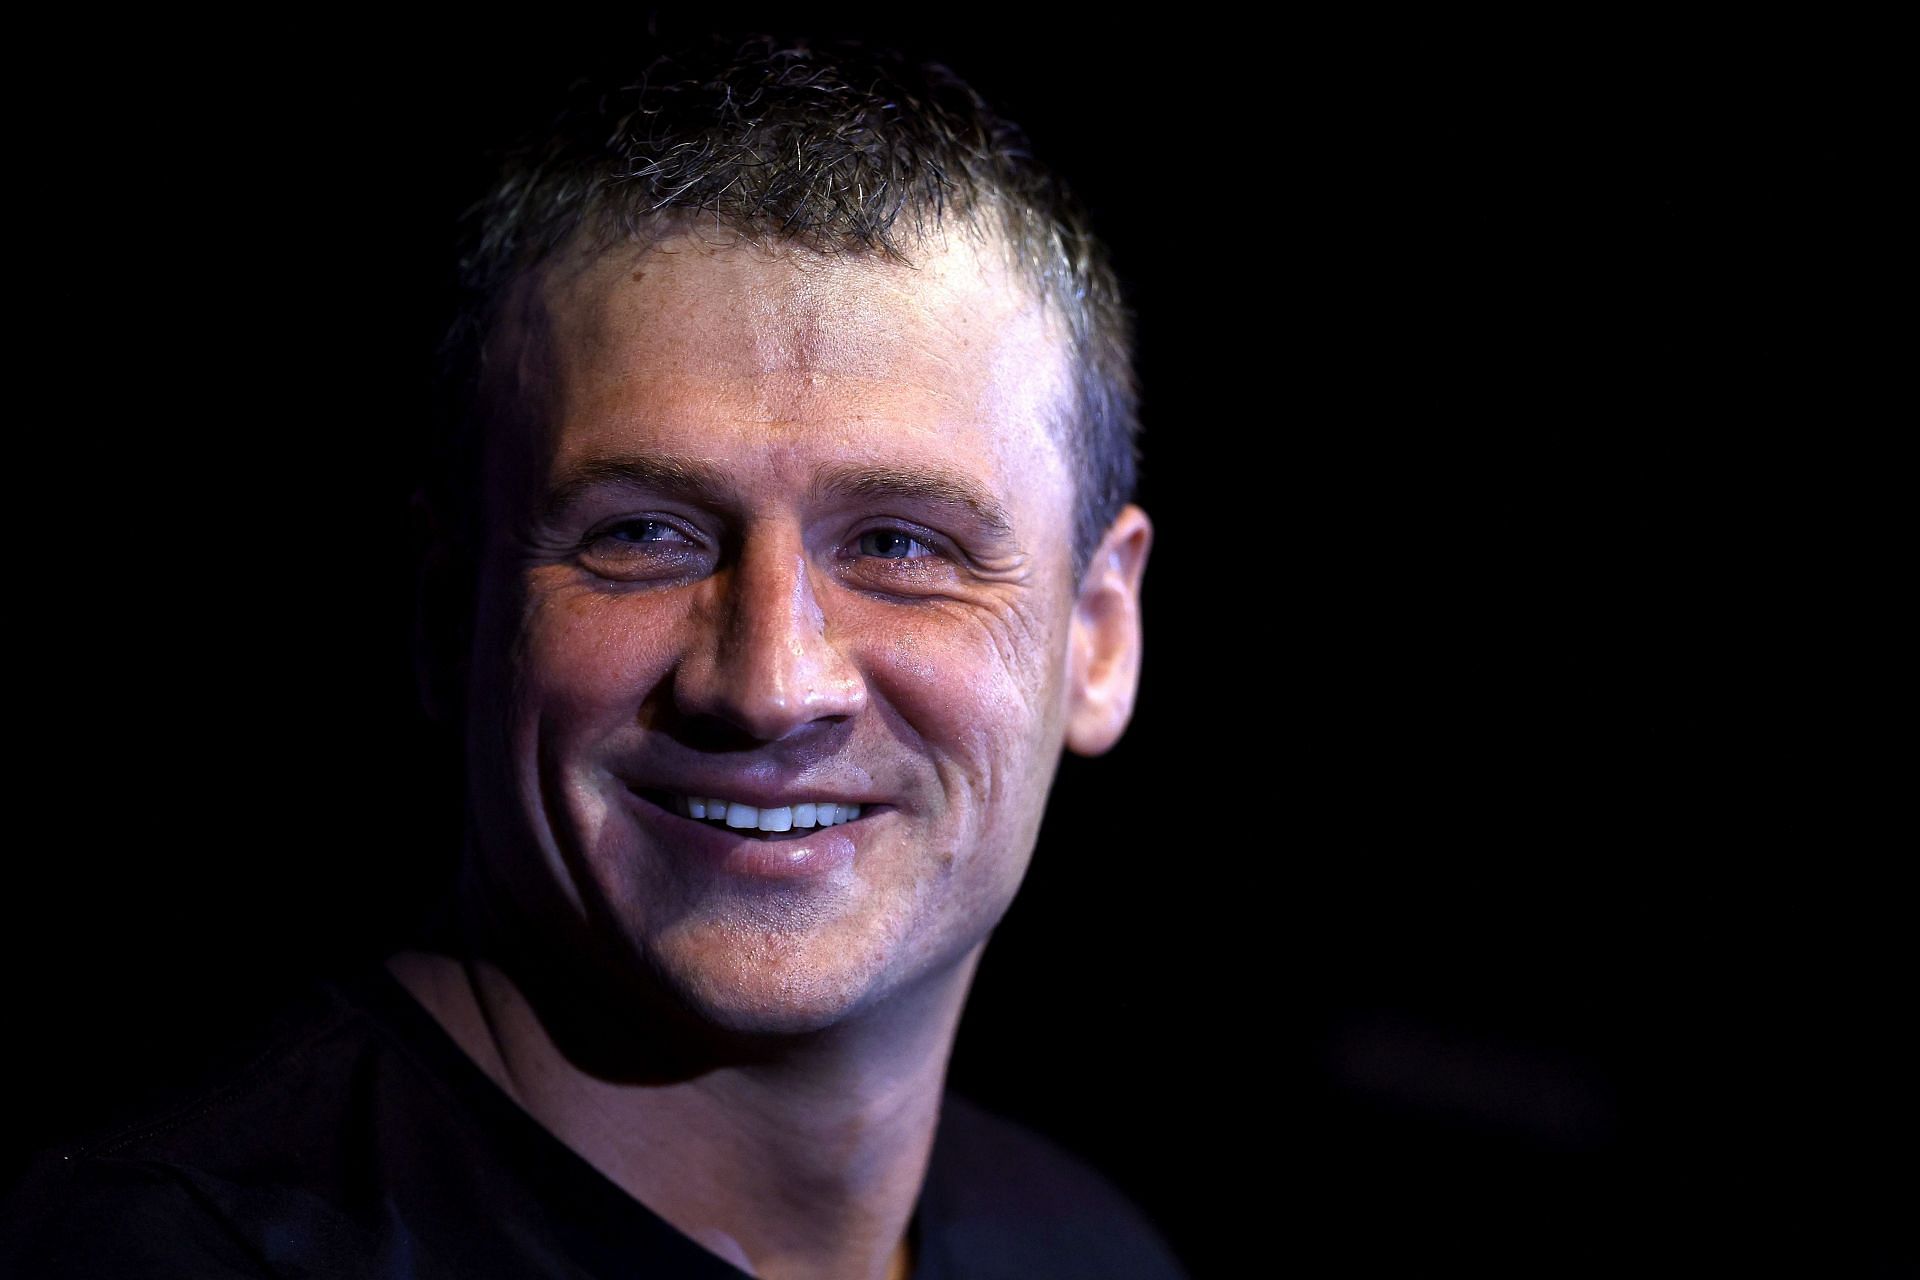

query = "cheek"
[[861, 597, 1069, 803], [513, 579, 682, 726], [861, 605, 1069, 949]]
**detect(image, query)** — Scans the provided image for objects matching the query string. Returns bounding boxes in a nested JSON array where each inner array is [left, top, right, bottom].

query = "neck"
[[386, 884, 979, 1280]]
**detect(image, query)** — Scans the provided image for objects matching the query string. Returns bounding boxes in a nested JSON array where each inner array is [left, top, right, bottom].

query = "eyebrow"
[[541, 451, 1017, 542], [540, 453, 732, 522], [815, 465, 1016, 541]]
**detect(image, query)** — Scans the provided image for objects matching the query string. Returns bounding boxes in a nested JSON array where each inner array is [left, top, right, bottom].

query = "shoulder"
[[3, 1149, 283, 1279], [919, 1092, 1190, 1280], [1, 976, 400, 1278]]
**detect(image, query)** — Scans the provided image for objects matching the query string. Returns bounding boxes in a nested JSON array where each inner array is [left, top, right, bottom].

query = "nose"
[[671, 526, 868, 743]]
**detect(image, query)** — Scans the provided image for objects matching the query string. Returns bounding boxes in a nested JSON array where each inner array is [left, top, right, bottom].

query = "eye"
[[857, 528, 938, 560], [577, 517, 708, 583], [604, 519, 694, 546]]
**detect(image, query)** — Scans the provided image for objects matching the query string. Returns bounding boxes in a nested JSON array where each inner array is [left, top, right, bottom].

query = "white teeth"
[[675, 794, 865, 831]]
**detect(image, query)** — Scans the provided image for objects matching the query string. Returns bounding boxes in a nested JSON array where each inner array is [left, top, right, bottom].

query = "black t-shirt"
[[2, 963, 1189, 1278]]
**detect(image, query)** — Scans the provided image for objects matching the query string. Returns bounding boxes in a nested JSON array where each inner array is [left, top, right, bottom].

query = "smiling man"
[[3, 35, 1177, 1280], [446, 233, 1111, 1038]]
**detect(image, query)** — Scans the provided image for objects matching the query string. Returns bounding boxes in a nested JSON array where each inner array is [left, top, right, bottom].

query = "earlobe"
[[1064, 504, 1152, 757]]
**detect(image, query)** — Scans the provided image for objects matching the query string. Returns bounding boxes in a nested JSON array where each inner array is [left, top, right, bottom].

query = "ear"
[[411, 487, 471, 727], [1065, 504, 1152, 756]]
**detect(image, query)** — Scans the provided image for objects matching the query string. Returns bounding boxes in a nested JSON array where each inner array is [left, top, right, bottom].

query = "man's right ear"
[[411, 487, 471, 727]]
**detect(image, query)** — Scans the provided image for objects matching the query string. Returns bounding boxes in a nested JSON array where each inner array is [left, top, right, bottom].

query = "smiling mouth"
[[635, 789, 871, 841]]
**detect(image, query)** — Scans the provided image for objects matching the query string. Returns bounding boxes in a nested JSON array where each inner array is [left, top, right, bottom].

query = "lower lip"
[[623, 791, 872, 881]]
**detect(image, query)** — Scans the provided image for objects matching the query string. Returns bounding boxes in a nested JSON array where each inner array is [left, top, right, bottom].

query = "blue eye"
[[858, 529, 934, 560], [607, 519, 688, 544], [578, 519, 705, 581]]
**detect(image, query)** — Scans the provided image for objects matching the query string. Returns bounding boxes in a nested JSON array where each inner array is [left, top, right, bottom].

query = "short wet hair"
[[435, 33, 1138, 581]]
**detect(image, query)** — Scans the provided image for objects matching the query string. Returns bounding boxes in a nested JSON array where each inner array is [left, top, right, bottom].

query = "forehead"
[[518, 230, 1076, 515], [545, 229, 1060, 386]]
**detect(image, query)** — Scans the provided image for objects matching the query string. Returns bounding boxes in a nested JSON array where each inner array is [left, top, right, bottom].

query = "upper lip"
[[620, 773, 886, 811]]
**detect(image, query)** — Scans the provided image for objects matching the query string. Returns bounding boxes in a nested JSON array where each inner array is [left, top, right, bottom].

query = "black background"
[[8, 9, 1905, 1277]]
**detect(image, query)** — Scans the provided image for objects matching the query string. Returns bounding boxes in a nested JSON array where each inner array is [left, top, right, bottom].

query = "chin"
[[643, 917, 932, 1040], [665, 957, 885, 1038]]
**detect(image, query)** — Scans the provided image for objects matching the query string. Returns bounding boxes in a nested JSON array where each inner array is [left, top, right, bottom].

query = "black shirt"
[[3, 963, 1189, 1278]]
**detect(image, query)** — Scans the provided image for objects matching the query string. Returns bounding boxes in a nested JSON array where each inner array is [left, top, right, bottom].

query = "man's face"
[[460, 230, 1139, 1035]]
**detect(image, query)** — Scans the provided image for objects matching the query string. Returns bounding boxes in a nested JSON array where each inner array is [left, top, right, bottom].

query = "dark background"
[[9, 10, 1904, 1277]]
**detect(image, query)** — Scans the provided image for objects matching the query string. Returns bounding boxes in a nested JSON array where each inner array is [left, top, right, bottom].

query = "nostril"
[[661, 711, 774, 754], [665, 587, 868, 742]]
